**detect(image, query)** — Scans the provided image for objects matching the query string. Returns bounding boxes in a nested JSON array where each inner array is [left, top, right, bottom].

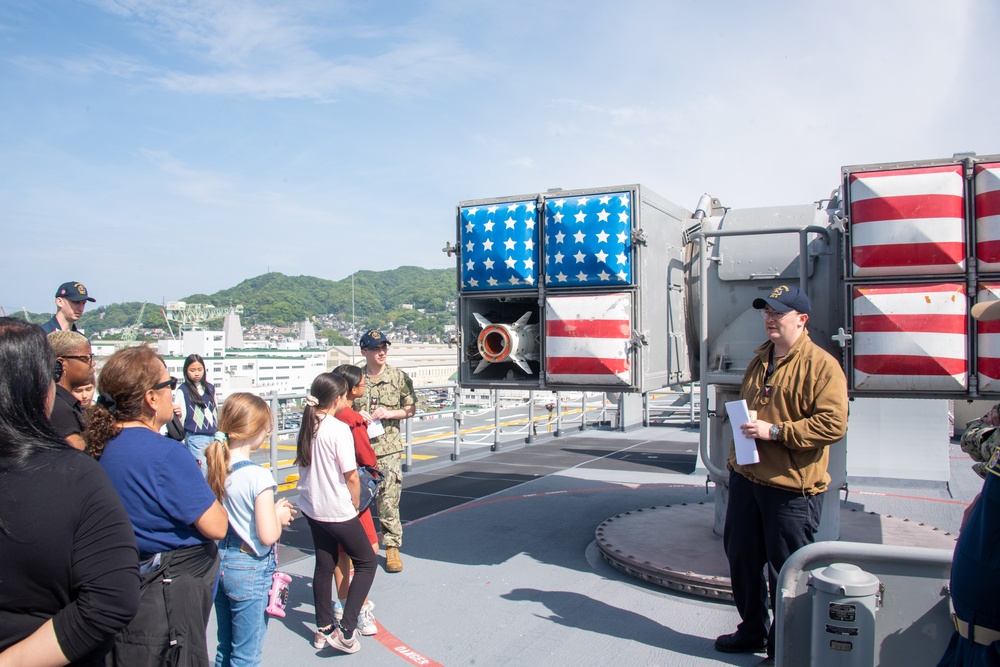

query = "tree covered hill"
[[187, 266, 456, 326], [16, 266, 458, 334]]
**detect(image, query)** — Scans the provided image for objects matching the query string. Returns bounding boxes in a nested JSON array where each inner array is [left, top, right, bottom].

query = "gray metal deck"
[[213, 423, 974, 666]]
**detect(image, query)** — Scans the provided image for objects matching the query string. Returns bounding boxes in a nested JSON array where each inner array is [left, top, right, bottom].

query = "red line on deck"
[[370, 621, 445, 667], [851, 490, 967, 506]]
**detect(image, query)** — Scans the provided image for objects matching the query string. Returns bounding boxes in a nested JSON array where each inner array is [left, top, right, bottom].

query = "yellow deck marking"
[[260, 459, 296, 469], [410, 409, 582, 444], [267, 408, 593, 489]]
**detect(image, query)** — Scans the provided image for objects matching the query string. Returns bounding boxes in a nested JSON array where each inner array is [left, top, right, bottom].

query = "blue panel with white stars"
[[544, 192, 633, 287], [460, 200, 539, 291]]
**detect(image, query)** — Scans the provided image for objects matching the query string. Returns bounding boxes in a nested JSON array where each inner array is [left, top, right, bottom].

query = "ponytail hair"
[[205, 435, 230, 501], [294, 373, 348, 468], [205, 392, 273, 501]]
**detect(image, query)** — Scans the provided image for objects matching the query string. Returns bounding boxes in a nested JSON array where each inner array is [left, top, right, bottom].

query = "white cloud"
[[76, 0, 485, 99]]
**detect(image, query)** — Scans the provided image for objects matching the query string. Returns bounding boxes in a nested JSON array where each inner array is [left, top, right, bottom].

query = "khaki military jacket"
[[728, 330, 849, 495], [355, 364, 415, 457]]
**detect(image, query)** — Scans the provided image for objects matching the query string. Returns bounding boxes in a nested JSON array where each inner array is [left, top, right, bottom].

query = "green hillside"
[[196, 266, 455, 326], [25, 266, 458, 335]]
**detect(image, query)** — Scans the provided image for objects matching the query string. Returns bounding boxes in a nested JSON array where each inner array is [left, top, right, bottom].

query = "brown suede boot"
[[385, 547, 403, 573]]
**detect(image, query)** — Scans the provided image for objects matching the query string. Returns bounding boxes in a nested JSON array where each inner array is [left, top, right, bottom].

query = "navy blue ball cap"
[[359, 329, 391, 350], [55, 281, 96, 302], [752, 285, 810, 315]]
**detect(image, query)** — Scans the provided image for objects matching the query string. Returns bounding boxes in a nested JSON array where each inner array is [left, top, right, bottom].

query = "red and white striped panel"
[[976, 283, 1000, 392], [849, 165, 965, 277], [976, 163, 1000, 271], [544, 292, 632, 386], [852, 283, 967, 392]]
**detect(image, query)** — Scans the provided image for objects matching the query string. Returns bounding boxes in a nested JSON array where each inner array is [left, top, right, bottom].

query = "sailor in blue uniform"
[[938, 445, 1000, 665]]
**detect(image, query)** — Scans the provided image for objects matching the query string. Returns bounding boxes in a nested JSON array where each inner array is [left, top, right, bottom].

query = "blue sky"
[[2, 0, 998, 313]]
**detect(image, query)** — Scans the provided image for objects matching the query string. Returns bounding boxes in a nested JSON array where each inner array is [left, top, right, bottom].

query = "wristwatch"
[[770, 424, 781, 441]]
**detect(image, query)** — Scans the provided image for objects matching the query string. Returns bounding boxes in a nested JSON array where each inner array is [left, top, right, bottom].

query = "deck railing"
[[256, 382, 701, 485]]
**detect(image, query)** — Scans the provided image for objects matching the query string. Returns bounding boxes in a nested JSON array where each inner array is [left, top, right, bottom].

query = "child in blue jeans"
[[205, 393, 295, 667]]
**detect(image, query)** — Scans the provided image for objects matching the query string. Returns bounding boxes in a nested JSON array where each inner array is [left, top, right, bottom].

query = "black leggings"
[[305, 514, 377, 633]]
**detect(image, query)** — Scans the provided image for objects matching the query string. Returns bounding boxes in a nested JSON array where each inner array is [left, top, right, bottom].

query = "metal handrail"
[[247, 382, 700, 483], [774, 540, 953, 666], [692, 225, 832, 482]]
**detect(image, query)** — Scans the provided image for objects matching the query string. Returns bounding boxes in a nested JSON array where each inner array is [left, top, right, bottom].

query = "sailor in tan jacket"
[[715, 285, 848, 666]]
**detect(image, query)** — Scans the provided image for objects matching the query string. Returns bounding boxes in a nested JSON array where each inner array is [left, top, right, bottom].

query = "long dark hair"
[[332, 364, 363, 393], [294, 373, 347, 468], [0, 317, 66, 473], [182, 354, 213, 409], [84, 346, 165, 460]]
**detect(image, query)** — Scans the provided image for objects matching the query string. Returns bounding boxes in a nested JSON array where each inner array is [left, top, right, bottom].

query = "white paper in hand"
[[367, 419, 385, 439], [725, 399, 760, 465]]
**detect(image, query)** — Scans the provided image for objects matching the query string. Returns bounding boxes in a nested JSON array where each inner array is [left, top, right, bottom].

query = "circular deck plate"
[[595, 504, 956, 602]]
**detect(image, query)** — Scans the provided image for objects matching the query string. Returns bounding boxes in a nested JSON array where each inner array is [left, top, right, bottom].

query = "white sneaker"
[[313, 626, 332, 650], [326, 625, 361, 654], [358, 600, 377, 636], [334, 600, 344, 621]]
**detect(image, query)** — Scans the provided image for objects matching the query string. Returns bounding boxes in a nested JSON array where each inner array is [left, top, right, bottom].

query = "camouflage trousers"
[[375, 453, 403, 548]]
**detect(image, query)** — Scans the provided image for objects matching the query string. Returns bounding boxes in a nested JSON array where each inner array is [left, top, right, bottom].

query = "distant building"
[[325, 343, 456, 387], [223, 312, 245, 349], [99, 324, 456, 404], [157, 329, 326, 401], [299, 319, 317, 347]]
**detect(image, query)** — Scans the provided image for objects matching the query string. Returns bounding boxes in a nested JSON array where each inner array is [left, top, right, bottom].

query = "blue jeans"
[[214, 533, 275, 667], [186, 433, 215, 477]]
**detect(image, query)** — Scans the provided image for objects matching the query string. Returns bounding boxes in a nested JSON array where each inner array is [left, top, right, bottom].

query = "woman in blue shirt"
[[86, 346, 228, 666]]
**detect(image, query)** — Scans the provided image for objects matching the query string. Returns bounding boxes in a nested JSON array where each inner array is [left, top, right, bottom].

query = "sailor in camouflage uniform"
[[355, 329, 415, 573]]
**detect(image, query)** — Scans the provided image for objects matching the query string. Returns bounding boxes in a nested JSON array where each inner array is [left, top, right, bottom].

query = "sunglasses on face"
[[151, 377, 179, 392], [62, 354, 95, 364]]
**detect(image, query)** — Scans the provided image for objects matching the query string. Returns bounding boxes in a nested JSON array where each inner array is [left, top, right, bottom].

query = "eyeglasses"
[[62, 354, 95, 364], [760, 309, 792, 321], [151, 377, 178, 391]]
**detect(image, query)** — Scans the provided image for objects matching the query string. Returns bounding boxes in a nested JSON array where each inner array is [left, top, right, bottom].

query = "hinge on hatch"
[[630, 329, 649, 350]]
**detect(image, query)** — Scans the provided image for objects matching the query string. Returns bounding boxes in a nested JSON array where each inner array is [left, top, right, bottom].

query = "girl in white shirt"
[[295, 373, 377, 655], [205, 393, 295, 667]]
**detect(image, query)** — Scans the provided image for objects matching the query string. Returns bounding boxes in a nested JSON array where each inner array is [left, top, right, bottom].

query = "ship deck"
[[219, 422, 976, 666]]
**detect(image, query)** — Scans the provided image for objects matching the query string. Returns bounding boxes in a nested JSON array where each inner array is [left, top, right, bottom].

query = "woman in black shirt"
[[0, 318, 140, 666]]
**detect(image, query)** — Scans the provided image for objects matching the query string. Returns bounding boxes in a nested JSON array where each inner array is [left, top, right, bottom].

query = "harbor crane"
[[121, 303, 146, 343], [163, 301, 244, 332]]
